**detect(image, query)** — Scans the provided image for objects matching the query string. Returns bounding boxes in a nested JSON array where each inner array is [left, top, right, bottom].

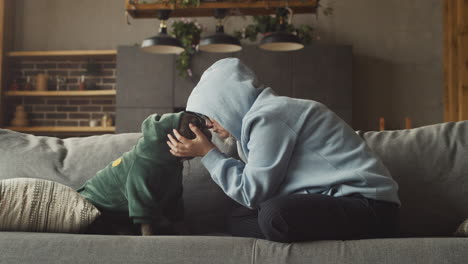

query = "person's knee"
[[258, 198, 291, 243]]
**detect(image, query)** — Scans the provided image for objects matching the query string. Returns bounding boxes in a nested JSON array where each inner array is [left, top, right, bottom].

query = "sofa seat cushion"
[[0, 233, 467, 264], [255, 237, 468, 264]]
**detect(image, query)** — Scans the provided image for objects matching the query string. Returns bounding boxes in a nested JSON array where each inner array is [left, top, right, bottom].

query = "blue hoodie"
[[187, 58, 400, 209]]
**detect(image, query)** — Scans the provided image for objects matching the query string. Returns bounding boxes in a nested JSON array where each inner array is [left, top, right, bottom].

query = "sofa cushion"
[[62, 133, 142, 189], [0, 178, 100, 233], [360, 121, 468, 236], [454, 219, 468, 236], [0, 129, 141, 189], [0, 129, 69, 184]]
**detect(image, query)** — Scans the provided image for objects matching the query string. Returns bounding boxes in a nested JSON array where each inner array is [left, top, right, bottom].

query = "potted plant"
[[170, 18, 204, 77], [233, 6, 333, 45]]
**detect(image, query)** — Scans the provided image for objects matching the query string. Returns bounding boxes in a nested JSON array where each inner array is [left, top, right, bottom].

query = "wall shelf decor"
[[1, 48, 117, 136], [126, 0, 318, 18], [7, 50, 117, 59]]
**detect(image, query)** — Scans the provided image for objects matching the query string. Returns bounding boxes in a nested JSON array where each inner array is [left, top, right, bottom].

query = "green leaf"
[[170, 19, 204, 78]]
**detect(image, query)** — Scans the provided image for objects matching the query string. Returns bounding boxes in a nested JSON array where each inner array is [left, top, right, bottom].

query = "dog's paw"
[[140, 223, 154, 236]]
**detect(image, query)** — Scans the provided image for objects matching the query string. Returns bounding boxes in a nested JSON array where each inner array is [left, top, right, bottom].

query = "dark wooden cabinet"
[[116, 45, 352, 133], [116, 46, 175, 133]]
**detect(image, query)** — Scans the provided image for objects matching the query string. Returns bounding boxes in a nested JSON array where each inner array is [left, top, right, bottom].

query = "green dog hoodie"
[[78, 112, 184, 224]]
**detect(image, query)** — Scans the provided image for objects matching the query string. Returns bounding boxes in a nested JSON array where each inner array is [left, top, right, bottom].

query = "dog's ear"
[[178, 112, 212, 141]]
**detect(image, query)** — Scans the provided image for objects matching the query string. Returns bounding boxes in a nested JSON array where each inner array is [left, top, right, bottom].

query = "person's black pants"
[[228, 193, 399, 243]]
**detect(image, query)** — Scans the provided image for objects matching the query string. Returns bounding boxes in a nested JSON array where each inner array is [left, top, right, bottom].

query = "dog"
[[78, 111, 212, 236]]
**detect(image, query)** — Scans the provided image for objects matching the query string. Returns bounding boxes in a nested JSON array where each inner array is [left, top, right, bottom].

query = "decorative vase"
[[101, 113, 113, 127], [79, 75, 86, 91], [35, 74, 49, 91], [10, 105, 29, 127], [89, 119, 99, 127]]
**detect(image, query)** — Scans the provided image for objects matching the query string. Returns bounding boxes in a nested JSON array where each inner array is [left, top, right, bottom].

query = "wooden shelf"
[[5, 126, 116, 133], [6, 50, 117, 60], [126, 0, 318, 18], [5, 90, 116, 97]]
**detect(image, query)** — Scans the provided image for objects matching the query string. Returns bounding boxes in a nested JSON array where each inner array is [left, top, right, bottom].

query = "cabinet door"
[[116, 107, 173, 133], [115, 45, 353, 130], [116, 46, 174, 108]]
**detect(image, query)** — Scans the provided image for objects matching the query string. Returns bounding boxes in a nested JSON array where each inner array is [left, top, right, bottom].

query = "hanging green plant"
[[233, 6, 332, 45], [170, 18, 203, 77], [176, 0, 200, 8]]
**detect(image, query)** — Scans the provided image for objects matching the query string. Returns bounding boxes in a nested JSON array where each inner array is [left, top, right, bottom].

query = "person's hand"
[[167, 123, 216, 157]]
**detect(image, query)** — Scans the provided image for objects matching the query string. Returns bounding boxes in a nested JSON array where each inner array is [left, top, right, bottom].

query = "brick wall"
[[6, 58, 116, 127], [7, 96, 115, 127]]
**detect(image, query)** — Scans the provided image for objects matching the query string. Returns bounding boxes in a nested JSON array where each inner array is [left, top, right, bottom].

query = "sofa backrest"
[[360, 121, 468, 237], [0, 130, 141, 189]]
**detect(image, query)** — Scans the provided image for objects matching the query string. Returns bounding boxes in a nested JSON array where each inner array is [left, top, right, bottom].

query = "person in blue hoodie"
[[167, 58, 400, 242]]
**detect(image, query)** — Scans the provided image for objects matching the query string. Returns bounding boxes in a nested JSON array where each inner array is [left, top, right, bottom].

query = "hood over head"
[[186, 58, 263, 140]]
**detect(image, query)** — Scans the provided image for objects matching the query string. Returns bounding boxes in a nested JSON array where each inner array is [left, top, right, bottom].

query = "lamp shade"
[[140, 10, 184, 55], [199, 33, 242, 53], [141, 32, 184, 54], [259, 32, 304, 51]]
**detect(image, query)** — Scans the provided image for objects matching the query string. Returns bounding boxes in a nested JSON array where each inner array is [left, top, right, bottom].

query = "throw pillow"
[[454, 219, 468, 237], [0, 178, 100, 233]]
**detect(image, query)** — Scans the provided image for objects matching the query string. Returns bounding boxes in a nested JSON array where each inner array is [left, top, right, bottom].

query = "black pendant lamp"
[[141, 10, 184, 54], [259, 8, 304, 52], [199, 9, 242, 53]]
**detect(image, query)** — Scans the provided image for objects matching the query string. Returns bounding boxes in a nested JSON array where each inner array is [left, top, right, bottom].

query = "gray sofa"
[[0, 121, 467, 264]]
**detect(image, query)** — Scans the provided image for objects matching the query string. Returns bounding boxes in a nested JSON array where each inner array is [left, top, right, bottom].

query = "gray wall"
[[316, 0, 443, 130], [11, 0, 443, 130]]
